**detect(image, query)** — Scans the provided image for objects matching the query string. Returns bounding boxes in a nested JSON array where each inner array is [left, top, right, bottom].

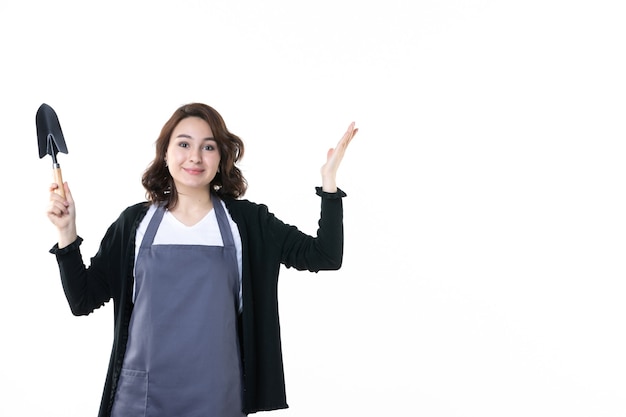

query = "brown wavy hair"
[[142, 103, 247, 208]]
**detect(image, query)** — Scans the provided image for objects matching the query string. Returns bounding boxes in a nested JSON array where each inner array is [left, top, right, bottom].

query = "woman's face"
[[165, 116, 221, 195]]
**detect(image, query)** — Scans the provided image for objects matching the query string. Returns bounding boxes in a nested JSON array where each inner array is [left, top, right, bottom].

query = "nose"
[[189, 148, 202, 163]]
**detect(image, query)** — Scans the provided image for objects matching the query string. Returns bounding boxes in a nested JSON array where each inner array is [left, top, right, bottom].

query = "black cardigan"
[[50, 188, 345, 416]]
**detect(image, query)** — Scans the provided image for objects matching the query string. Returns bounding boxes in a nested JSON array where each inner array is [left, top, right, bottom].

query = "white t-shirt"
[[133, 202, 243, 312]]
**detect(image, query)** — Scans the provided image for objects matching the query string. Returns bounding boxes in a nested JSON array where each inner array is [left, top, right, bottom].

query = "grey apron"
[[111, 195, 244, 417]]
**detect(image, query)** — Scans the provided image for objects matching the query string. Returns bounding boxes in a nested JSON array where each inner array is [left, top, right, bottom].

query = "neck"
[[173, 188, 213, 212], [169, 190, 214, 227]]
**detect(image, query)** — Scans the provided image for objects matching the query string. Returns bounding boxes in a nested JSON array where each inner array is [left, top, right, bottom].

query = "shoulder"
[[111, 201, 150, 231], [222, 198, 274, 226], [120, 201, 150, 219], [223, 198, 267, 215], [94, 202, 150, 249]]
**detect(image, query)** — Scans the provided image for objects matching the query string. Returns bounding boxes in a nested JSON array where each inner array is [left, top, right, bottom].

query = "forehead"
[[172, 116, 213, 138]]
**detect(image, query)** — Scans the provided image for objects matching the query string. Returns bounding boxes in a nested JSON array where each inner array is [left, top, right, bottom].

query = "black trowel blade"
[[36, 103, 68, 159]]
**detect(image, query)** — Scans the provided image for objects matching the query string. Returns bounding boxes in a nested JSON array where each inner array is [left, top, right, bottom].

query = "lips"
[[183, 168, 205, 175]]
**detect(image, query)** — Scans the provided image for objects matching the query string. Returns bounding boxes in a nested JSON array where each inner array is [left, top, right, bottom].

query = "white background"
[[1, 0, 625, 416]]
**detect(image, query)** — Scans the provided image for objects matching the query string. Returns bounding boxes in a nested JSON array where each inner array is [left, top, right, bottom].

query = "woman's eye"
[[204, 144, 215, 151], [178, 142, 189, 148]]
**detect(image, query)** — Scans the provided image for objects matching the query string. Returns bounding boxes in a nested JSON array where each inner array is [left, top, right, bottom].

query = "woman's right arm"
[[47, 182, 112, 316]]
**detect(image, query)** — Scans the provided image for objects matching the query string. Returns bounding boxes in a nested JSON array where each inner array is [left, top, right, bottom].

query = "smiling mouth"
[[183, 168, 204, 175]]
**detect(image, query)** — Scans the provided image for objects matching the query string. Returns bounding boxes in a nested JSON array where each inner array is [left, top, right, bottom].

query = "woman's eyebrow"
[[175, 134, 215, 141]]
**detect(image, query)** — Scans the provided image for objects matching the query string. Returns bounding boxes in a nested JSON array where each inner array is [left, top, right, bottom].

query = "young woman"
[[47, 102, 358, 417]]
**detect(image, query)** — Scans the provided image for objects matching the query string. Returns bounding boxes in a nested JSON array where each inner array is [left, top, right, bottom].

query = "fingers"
[[47, 196, 69, 217], [346, 121, 358, 137], [62, 181, 74, 204], [47, 182, 71, 216], [50, 182, 73, 201], [47, 201, 68, 220], [339, 122, 358, 148], [331, 122, 358, 158], [322, 122, 358, 172]]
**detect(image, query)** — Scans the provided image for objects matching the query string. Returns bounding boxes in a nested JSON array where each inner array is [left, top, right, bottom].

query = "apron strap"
[[141, 197, 234, 249], [211, 194, 235, 248], [141, 204, 166, 249]]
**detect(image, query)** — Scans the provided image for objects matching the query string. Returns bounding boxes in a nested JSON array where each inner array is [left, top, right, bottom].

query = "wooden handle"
[[53, 166, 66, 199]]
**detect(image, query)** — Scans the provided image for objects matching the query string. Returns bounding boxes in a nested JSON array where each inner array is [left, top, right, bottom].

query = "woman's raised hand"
[[46, 182, 78, 248], [321, 122, 358, 192]]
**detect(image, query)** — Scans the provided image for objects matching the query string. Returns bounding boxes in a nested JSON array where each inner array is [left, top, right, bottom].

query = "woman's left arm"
[[275, 122, 358, 270]]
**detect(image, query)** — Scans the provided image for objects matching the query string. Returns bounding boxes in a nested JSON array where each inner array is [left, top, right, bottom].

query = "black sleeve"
[[274, 187, 346, 272], [49, 206, 138, 316]]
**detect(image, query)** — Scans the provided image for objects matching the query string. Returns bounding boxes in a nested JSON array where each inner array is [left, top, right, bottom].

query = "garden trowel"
[[36, 103, 68, 199]]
